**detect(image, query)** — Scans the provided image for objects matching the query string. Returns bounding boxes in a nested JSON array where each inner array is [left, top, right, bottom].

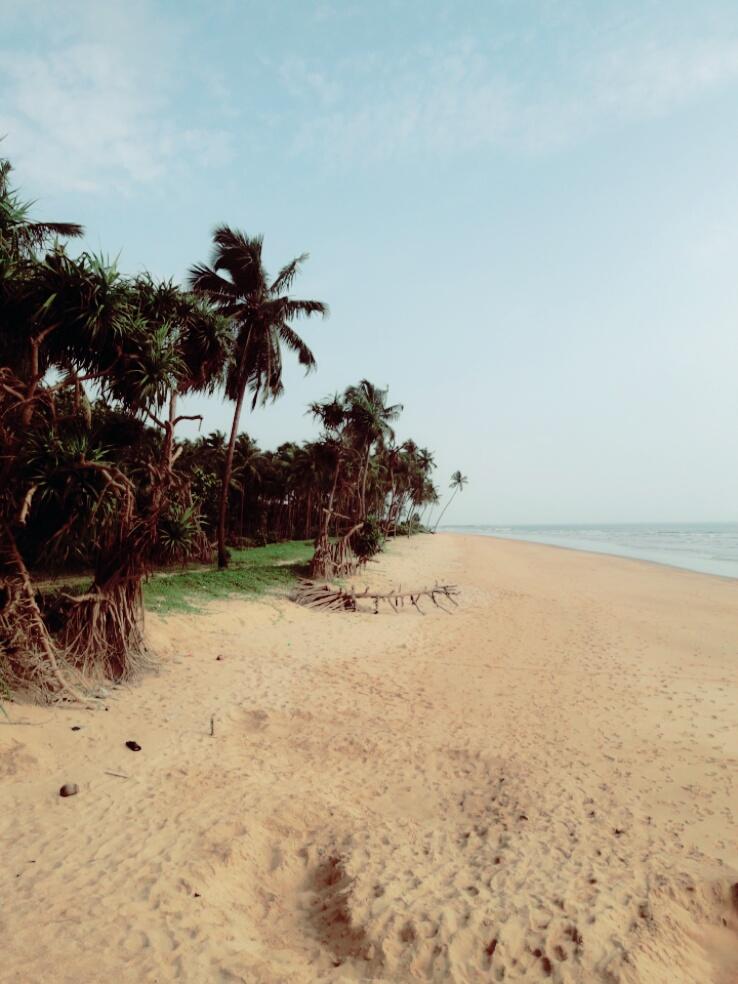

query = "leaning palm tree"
[[189, 227, 327, 567], [433, 470, 469, 531]]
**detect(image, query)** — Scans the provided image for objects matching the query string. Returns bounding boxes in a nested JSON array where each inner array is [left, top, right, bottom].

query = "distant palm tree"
[[189, 227, 327, 567], [433, 470, 468, 531]]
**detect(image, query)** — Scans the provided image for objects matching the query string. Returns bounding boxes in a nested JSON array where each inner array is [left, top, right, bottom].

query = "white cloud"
[[288, 40, 516, 163], [284, 34, 738, 165], [0, 4, 232, 194], [590, 38, 738, 117]]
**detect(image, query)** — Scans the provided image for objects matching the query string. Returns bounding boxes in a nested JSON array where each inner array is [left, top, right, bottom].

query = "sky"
[[2, 0, 737, 525]]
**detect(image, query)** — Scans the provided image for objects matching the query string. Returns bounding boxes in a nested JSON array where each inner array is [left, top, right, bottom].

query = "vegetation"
[[0, 155, 448, 704], [142, 540, 314, 613], [189, 228, 327, 569]]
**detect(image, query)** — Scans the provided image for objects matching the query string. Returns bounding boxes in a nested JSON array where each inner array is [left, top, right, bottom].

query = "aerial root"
[[0, 576, 90, 704], [1, 575, 155, 705]]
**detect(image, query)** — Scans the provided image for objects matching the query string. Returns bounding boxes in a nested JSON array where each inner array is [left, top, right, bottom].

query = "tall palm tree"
[[343, 380, 402, 519], [433, 470, 469, 531], [189, 226, 327, 567]]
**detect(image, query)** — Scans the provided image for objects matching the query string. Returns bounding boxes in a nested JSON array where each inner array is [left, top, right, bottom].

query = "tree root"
[[0, 577, 90, 704], [294, 579, 460, 614], [58, 579, 156, 682], [0, 573, 156, 705]]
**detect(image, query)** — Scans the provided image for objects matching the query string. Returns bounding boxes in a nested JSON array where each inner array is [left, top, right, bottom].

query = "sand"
[[1, 533, 737, 984]]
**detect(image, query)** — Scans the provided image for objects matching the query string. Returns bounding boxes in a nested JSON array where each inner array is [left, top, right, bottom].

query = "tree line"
[[0, 156, 464, 703]]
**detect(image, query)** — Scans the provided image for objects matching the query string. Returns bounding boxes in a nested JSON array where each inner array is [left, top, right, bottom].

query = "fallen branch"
[[293, 579, 460, 614]]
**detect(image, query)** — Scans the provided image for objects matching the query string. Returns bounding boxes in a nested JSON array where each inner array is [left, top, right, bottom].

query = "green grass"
[[142, 540, 314, 614]]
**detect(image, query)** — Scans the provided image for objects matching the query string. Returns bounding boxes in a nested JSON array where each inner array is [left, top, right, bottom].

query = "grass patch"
[[142, 540, 314, 614]]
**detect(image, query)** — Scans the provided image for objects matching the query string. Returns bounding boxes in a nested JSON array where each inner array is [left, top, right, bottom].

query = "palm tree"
[[433, 471, 469, 531], [189, 227, 327, 567], [343, 380, 402, 520], [0, 158, 83, 257]]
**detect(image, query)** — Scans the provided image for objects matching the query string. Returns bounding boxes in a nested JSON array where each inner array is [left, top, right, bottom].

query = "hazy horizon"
[[2, 0, 737, 526]]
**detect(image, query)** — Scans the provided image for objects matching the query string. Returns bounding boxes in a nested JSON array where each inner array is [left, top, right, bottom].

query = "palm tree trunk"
[[305, 490, 312, 538], [385, 479, 396, 533], [360, 448, 371, 519], [217, 384, 247, 569], [433, 489, 458, 532]]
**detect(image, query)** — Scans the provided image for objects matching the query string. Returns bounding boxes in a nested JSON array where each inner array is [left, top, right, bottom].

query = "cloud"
[[0, 4, 232, 194], [589, 38, 738, 117], [284, 34, 738, 165], [288, 40, 516, 164]]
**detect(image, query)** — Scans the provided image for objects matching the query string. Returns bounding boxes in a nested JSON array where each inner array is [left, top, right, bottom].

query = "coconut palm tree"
[[433, 471, 469, 531], [343, 380, 402, 519], [189, 226, 327, 568]]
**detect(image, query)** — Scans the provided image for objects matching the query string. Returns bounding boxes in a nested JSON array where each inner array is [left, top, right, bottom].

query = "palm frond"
[[188, 264, 237, 300], [278, 323, 316, 369], [270, 253, 308, 294], [282, 298, 328, 319]]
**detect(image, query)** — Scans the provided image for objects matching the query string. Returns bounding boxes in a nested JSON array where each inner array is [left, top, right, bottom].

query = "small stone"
[[59, 783, 78, 797], [71, 726, 81, 731], [125, 741, 141, 752]]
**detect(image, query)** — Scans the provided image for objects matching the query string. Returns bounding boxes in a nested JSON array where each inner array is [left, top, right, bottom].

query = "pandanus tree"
[[433, 470, 469, 531], [3, 260, 229, 697], [1, 162, 230, 700], [189, 226, 327, 568]]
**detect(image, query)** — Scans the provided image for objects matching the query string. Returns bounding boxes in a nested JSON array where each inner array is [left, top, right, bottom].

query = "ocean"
[[441, 523, 738, 579]]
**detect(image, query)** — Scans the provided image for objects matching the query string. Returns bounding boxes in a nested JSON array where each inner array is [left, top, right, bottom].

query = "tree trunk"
[[433, 489, 458, 532], [359, 447, 371, 519], [385, 479, 396, 534], [218, 384, 247, 569]]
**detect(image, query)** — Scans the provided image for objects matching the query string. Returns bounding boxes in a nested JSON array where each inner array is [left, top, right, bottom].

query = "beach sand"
[[1, 534, 737, 983]]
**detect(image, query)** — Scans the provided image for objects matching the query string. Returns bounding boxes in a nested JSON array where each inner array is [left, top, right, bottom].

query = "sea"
[[440, 523, 738, 580]]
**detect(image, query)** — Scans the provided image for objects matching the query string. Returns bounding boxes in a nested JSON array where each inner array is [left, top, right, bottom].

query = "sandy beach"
[[1, 533, 736, 984]]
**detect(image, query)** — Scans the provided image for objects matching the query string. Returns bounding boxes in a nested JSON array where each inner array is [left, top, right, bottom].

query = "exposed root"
[[310, 524, 365, 580], [1, 553, 155, 704], [57, 578, 155, 682], [0, 576, 89, 704]]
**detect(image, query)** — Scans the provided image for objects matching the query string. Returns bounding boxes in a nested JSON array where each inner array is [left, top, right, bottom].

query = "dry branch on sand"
[[293, 578, 460, 614]]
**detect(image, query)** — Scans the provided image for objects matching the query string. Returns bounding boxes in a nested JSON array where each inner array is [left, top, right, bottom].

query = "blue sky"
[[2, 0, 738, 524]]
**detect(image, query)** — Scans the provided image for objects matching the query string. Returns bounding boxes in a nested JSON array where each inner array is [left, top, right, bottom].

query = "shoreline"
[[2, 533, 736, 983], [439, 528, 738, 582]]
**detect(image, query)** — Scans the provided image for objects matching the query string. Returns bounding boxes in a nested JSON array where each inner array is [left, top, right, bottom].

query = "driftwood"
[[294, 579, 460, 615]]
